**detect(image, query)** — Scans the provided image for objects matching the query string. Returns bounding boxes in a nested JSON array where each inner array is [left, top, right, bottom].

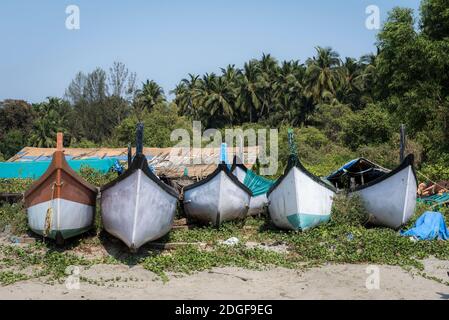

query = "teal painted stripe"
[[287, 213, 330, 231]]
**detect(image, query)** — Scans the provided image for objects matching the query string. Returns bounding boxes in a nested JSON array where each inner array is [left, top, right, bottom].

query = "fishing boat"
[[100, 124, 179, 251], [267, 130, 336, 231], [326, 154, 417, 229], [230, 156, 275, 216], [267, 155, 337, 231], [24, 133, 98, 244], [183, 145, 252, 226]]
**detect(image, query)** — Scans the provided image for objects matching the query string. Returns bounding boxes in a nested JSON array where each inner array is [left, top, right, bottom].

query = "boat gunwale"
[[100, 153, 179, 199], [24, 150, 98, 199], [344, 154, 417, 193], [326, 157, 391, 181], [230, 155, 248, 174], [183, 162, 253, 196], [267, 155, 337, 197]]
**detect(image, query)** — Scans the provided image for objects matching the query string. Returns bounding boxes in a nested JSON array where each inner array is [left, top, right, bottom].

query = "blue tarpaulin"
[[243, 170, 276, 196], [0, 158, 117, 179], [400, 211, 449, 241]]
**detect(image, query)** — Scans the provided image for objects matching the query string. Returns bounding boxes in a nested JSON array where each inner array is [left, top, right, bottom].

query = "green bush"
[[310, 102, 353, 142], [342, 104, 394, 150], [113, 103, 191, 148], [419, 163, 449, 182], [0, 179, 34, 193], [0, 203, 28, 235], [330, 193, 369, 226], [78, 167, 118, 187], [0, 129, 27, 160]]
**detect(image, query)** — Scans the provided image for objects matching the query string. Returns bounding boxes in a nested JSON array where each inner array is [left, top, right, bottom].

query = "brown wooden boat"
[[24, 133, 98, 243]]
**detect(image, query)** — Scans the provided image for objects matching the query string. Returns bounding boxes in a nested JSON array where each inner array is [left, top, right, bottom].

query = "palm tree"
[[305, 47, 341, 104], [171, 74, 202, 118], [135, 80, 166, 112], [221, 64, 239, 84], [198, 73, 236, 126], [237, 61, 264, 123], [359, 53, 378, 102], [272, 60, 307, 125], [28, 118, 57, 147], [28, 97, 69, 147], [258, 54, 279, 119], [337, 57, 365, 108]]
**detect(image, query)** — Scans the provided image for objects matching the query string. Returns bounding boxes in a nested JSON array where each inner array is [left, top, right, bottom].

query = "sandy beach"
[[1, 260, 448, 300]]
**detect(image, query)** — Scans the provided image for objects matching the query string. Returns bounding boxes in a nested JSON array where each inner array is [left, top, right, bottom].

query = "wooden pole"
[[136, 123, 144, 156], [56, 132, 63, 151], [400, 124, 406, 163], [127, 143, 132, 168]]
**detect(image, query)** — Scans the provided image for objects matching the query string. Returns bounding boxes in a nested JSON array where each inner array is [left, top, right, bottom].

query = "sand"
[[0, 259, 448, 300]]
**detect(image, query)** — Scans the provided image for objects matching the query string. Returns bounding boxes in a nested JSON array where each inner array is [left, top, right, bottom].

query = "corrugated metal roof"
[[8, 146, 260, 179]]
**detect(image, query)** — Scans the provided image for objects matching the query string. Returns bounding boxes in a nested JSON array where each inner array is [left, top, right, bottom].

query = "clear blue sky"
[[0, 0, 421, 103]]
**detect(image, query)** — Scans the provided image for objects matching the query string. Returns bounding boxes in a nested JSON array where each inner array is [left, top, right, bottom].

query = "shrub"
[[342, 104, 394, 150], [113, 103, 191, 148], [78, 167, 118, 187], [419, 163, 449, 182], [0, 179, 34, 193], [0, 203, 28, 235], [330, 193, 369, 226]]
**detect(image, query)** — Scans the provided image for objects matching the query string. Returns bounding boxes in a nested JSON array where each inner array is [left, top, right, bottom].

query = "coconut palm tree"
[[258, 53, 280, 119], [135, 80, 166, 112], [28, 117, 57, 148], [221, 64, 239, 84], [272, 60, 307, 125], [337, 57, 365, 108], [199, 73, 236, 126], [305, 47, 342, 105], [237, 61, 265, 123], [172, 74, 202, 119]]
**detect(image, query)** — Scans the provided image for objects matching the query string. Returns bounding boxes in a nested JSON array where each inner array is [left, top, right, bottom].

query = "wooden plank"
[[0, 192, 23, 204]]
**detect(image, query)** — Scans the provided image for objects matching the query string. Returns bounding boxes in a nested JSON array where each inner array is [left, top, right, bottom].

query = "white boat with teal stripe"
[[267, 129, 336, 231], [267, 155, 336, 231]]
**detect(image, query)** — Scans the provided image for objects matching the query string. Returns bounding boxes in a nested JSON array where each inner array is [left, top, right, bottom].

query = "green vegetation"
[[0, 243, 96, 285], [0, 179, 33, 193], [0, 203, 28, 235], [330, 194, 369, 226], [0, 167, 116, 194]]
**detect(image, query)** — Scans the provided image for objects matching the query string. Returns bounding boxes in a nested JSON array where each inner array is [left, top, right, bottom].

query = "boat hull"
[[353, 164, 417, 229], [24, 148, 98, 241], [27, 198, 94, 239], [101, 169, 178, 250], [268, 166, 335, 231], [184, 170, 251, 225]]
